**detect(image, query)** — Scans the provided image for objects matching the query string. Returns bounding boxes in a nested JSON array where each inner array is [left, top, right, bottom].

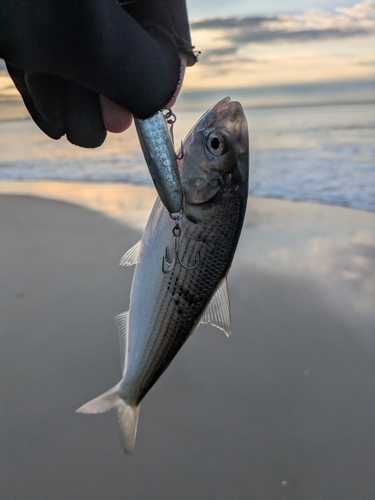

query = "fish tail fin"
[[76, 383, 121, 414], [76, 383, 141, 456], [117, 401, 141, 456]]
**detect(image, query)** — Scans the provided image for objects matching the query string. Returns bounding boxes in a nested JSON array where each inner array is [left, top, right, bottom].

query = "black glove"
[[0, 0, 196, 147]]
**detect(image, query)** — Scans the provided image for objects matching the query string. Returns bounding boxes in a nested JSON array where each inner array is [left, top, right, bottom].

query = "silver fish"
[[134, 111, 183, 214], [77, 98, 249, 455]]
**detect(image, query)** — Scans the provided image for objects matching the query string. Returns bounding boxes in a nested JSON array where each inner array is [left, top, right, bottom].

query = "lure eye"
[[206, 132, 228, 156]]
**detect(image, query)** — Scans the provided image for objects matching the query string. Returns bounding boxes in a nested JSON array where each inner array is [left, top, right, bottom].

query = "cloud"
[[198, 46, 246, 65], [191, 0, 375, 46], [357, 60, 375, 65], [231, 27, 367, 44], [191, 17, 278, 29], [184, 1, 375, 92], [201, 46, 238, 57]]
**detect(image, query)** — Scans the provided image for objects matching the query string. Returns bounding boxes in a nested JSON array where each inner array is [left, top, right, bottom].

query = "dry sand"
[[1, 183, 375, 500]]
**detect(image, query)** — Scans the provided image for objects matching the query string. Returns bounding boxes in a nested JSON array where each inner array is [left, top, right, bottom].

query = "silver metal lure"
[[134, 111, 183, 214]]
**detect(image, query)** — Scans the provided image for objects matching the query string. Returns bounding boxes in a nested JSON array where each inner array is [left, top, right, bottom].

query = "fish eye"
[[206, 132, 228, 156]]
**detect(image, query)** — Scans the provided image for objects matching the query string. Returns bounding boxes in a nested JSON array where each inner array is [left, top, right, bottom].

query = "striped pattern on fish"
[[126, 192, 245, 405]]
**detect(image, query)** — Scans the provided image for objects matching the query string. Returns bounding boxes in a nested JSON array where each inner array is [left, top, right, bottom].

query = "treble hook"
[[162, 107, 177, 143], [162, 214, 200, 274], [176, 141, 184, 160], [162, 108, 184, 160]]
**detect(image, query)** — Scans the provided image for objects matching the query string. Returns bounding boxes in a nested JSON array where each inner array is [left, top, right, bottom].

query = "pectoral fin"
[[119, 240, 141, 267], [200, 278, 231, 337]]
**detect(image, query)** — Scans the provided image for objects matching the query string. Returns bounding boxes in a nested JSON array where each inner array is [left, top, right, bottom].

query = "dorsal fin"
[[200, 278, 231, 337], [115, 311, 129, 375], [119, 240, 141, 267]]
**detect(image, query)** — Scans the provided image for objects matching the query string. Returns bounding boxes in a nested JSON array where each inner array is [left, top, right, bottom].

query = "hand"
[[100, 53, 188, 134], [1, 0, 195, 148]]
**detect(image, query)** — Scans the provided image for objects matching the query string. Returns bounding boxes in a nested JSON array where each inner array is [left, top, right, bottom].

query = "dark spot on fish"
[[186, 214, 200, 225], [174, 298, 180, 306], [169, 276, 180, 296], [176, 285, 203, 307], [167, 275, 174, 291]]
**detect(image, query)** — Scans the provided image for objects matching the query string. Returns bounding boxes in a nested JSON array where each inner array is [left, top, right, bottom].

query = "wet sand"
[[1, 188, 375, 500]]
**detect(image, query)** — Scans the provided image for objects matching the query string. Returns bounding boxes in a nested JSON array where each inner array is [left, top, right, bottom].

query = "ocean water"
[[0, 102, 374, 211]]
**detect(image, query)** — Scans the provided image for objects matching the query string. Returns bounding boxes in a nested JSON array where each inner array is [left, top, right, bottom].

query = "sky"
[[0, 0, 374, 110], [180, 0, 375, 107], [186, 0, 361, 18]]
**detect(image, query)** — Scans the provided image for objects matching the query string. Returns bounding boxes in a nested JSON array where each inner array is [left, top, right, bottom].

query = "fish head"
[[180, 97, 249, 207]]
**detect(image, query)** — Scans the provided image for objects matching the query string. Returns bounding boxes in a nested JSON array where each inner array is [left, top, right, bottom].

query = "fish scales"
[[77, 98, 249, 455], [130, 193, 245, 405]]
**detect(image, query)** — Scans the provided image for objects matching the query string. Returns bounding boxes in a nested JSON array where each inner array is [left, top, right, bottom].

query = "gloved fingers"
[[6, 63, 64, 140], [65, 82, 106, 148], [7, 64, 107, 148], [25, 72, 67, 139], [100, 51, 187, 134], [26, 72, 106, 148]]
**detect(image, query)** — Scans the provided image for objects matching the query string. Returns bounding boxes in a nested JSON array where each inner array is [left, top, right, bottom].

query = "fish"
[[76, 97, 249, 455], [134, 111, 184, 214]]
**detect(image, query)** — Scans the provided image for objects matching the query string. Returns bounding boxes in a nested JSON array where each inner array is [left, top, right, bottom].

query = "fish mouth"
[[198, 97, 232, 124], [214, 96, 232, 112], [201, 97, 246, 134], [182, 97, 245, 149]]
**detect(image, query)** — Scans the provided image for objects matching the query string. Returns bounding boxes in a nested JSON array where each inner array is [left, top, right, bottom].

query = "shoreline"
[[0, 179, 374, 226], [1, 180, 374, 326]]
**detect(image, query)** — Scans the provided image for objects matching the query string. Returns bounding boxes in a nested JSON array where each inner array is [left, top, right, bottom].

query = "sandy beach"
[[1, 182, 375, 500]]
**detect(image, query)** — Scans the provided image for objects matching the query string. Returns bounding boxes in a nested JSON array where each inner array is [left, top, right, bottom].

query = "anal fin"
[[200, 278, 231, 337], [115, 311, 129, 375]]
